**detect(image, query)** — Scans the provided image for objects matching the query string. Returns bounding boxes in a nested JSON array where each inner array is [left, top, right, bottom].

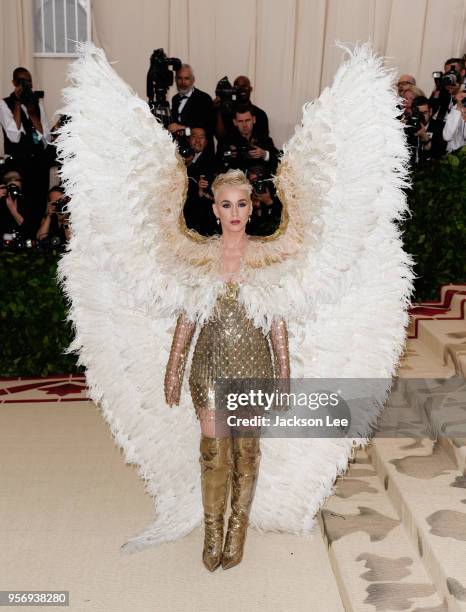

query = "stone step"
[[397, 337, 454, 379], [396, 376, 466, 476], [417, 319, 466, 366], [417, 289, 466, 318], [369, 435, 466, 612], [423, 285, 466, 307], [319, 447, 446, 611]]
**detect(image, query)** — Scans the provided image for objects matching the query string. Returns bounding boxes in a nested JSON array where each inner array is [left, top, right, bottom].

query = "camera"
[[405, 110, 425, 133], [53, 196, 70, 215], [215, 77, 238, 115], [178, 139, 194, 159], [38, 234, 63, 250], [238, 143, 255, 158], [17, 77, 44, 106], [222, 143, 254, 162], [251, 178, 270, 195], [5, 183, 22, 199], [432, 70, 461, 89], [146, 48, 182, 127]]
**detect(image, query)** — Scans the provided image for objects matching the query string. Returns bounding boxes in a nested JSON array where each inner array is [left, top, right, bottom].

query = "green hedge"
[[0, 250, 82, 376], [1, 150, 464, 376], [403, 147, 466, 301]]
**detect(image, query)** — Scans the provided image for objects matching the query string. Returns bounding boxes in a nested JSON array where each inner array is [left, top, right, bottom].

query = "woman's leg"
[[198, 409, 233, 571], [221, 431, 261, 570]]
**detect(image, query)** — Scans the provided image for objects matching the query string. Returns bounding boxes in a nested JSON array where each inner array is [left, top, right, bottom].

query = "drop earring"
[[216, 218, 220, 225]]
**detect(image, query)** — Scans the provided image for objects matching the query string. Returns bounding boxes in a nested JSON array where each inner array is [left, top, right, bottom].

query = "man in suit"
[[183, 127, 218, 236], [246, 164, 282, 237], [410, 96, 447, 162], [217, 106, 280, 174], [168, 64, 215, 142], [214, 75, 269, 141], [186, 127, 216, 179], [429, 57, 465, 123]]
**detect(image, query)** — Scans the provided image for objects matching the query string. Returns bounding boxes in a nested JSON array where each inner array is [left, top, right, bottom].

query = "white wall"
[[1, 0, 466, 153]]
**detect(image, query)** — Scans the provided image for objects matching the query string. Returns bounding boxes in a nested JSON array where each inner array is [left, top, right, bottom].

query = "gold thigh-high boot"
[[199, 434, 233, 571], [221, 435, 261, 570]]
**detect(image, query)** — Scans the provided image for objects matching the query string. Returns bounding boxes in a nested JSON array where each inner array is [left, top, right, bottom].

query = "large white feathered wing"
[[56, 41, 413, 550], [249, 43, 414, 534], [56, 43, 203, 552]]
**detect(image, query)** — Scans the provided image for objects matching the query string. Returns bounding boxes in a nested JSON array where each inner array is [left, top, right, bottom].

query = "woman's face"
[[213, 185, 252, 234], [402, 90, 415, 112]]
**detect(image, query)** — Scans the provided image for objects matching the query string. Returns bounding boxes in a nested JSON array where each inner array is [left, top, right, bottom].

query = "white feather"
[[56, 42, 413, 550]]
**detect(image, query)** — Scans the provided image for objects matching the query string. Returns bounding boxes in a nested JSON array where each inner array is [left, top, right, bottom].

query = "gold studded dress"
[[189, 281, 275, 419]]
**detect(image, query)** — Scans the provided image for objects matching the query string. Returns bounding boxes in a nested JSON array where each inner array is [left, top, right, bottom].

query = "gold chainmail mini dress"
[[189, 281, 275, 420]]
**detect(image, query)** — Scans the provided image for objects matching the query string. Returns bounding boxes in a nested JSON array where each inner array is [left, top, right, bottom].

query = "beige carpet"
[[0, 401, 344, 612]]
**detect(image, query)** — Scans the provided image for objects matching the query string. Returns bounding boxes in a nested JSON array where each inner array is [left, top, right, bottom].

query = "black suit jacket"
[[217, 129, 280, 174], [172, 88, 215, 136], [187, 150, 217, 180]]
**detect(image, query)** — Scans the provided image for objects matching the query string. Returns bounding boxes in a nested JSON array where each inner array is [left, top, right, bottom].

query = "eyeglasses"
[[398, 81, 415, 87]]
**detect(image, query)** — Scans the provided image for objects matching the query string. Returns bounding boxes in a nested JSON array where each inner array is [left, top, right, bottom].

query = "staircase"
[[320, 285, 466, 611]]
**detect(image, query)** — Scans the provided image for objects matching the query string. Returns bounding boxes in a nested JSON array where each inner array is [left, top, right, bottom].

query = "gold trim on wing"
[[173, 154, 302, 270]]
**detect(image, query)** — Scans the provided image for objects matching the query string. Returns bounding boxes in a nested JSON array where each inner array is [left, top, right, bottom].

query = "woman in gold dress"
[[164, 170, 290, 571]]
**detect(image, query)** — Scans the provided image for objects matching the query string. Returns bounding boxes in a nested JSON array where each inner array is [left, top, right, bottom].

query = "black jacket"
[[217, 130, 280, 174], [172, 88, 215, 136], [2, 93, 45, 159], [187, 150, 217, 180]]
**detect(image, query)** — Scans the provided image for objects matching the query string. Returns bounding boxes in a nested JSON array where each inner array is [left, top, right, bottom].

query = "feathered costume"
[[56, 41, 413, 553]]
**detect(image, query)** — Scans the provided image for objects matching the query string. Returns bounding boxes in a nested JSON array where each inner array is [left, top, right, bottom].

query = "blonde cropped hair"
[[403, 85, 426, 98], [211, 169, 252, 200]]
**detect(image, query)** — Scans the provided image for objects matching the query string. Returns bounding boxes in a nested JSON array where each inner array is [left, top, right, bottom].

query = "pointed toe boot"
[[199, 434, 233, 571], [222, 435, 261, 570]]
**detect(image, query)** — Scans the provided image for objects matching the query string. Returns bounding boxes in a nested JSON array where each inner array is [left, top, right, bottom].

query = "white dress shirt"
[[192, 151, 203, 164], [443, 106, 466, 153], [0, 97, 51, 147], [176, 87, 194, 121]]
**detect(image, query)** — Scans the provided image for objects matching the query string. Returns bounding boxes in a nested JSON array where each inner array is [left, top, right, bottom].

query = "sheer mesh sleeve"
[[270, 318, 290, 379], [164, 311, 196, 404]]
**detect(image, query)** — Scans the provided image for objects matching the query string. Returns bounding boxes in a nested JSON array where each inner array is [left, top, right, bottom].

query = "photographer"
[[168, 65, 215, 144], [429, 58, 465, 122], [396, 74, 416, 96], [409, 96, 447, 162], [185, 127, 216, 178], [36, 186, 72, 248], [183, 127, 218, 236], [0, 169, 34, 243], [443, 90, 466, 153], [217, 106, 279, 174], [400, 86, 427, 164], [401, 85, 425, 116], [214, 75, 269, 141], [0, 67, 51, 205], [246, 164, 282, 237]]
